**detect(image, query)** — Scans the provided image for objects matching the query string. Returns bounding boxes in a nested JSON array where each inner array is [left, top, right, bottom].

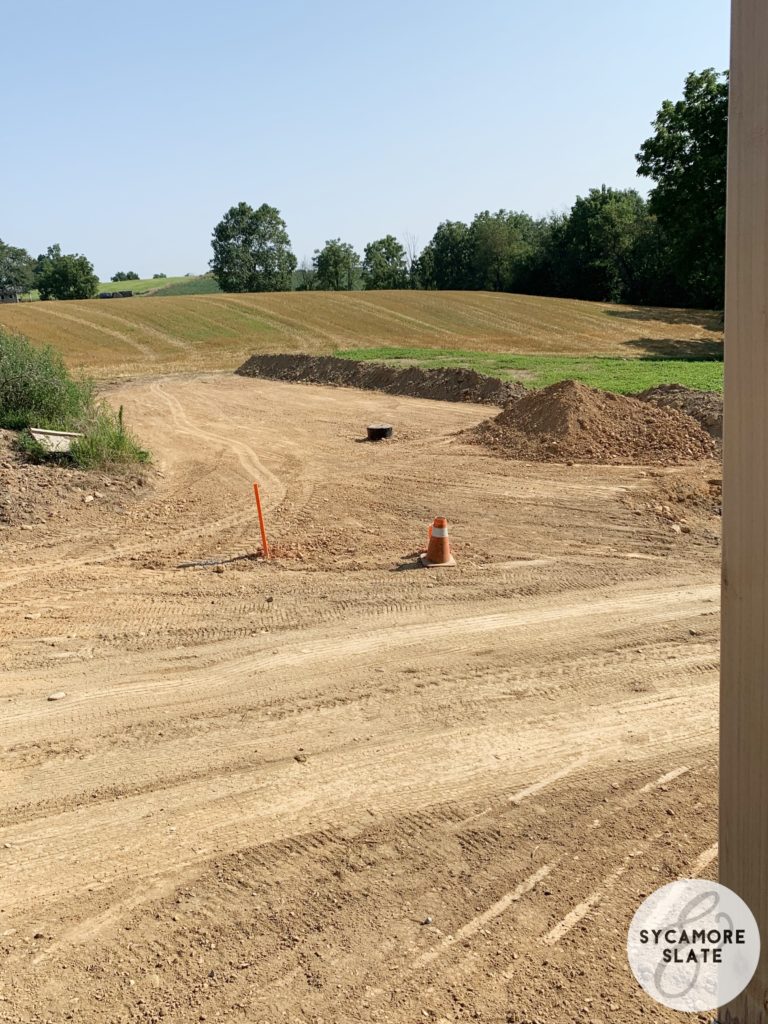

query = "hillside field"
[[0, 290, 723, 386]]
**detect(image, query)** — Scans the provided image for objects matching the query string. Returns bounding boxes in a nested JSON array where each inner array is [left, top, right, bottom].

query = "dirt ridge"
[[635, 383, 723, 439], [236, 353, 526, 405]]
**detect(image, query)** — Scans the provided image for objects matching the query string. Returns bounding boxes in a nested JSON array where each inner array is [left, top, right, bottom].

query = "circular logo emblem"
[[627, 880, 760, 1011]]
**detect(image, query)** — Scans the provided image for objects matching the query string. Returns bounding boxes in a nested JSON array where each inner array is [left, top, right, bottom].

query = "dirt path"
[[0, 375, 721, 1023]]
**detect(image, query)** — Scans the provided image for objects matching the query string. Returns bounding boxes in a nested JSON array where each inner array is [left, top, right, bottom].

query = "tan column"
[[721, 2, 768, 1021]]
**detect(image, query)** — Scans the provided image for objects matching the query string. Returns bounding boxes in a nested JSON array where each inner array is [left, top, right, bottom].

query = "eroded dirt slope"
[[1, 375, 720, 1023]]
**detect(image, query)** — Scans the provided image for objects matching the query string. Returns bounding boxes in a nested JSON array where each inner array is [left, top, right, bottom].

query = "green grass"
[[98, 276, 190, 295], [19, 275, 217, 301], [149, 274, 221, 296], [68, 404, 150, 469], [339, 346, 723, 393]]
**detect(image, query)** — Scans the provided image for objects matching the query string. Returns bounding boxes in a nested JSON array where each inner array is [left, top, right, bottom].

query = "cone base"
[[419, 553, 456, 568]]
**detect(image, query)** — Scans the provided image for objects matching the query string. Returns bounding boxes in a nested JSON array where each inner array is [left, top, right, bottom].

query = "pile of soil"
[[0, 429, 149, 528], [635, 384, 723, 439], [470, 380, 718, 465], [236, 353, 526, 406]]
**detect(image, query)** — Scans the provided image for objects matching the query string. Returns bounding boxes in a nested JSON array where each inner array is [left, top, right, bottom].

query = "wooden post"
[[720, 2, 768, 1021]]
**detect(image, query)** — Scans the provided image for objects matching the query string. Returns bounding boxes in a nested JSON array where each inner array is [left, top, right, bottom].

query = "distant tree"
[[0, 240, 34, 301], [558, 187, 656, 303], [35, 244, 99, 301], [152, 273, 167, 279], [111, 271, 140, 282], [417, 221, 473, 289], [295, 258, 317, 291], [210, 202, 297, 292], [313, 238, 360, 291], [469, 210, 544, 292], [637, 69, 728, 308], [362, 235, 409, 289]]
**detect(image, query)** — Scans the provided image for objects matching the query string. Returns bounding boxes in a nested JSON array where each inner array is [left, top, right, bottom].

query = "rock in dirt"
[[470, 380, 717, 465], [635, 384, 722, 439], [47, 691, 67, 701], [236, 354, 526, 406]]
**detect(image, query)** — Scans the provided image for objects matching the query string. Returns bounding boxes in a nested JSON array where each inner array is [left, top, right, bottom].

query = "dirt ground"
[[1, 374, 721, 1023]]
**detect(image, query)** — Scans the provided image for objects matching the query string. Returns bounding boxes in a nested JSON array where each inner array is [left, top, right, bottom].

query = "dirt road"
[[1, 375, 721, 1023]]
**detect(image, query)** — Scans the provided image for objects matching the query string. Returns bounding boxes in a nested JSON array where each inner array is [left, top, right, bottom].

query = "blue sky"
[[3, 0, 729, 280]]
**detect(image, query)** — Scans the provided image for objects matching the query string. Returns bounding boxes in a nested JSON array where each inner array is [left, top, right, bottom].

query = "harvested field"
[[471, 379, 717, 464], [1, 372, 721, 1023], [236, 352, 527, 405], [0, 290, 723, 377]]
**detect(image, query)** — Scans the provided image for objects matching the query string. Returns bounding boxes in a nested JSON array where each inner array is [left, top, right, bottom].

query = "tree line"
[[209, 70, 727, 310], [0, 70, 727, 309]]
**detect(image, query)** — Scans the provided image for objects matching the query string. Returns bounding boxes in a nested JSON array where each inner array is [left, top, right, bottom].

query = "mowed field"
[[0, 290, 722, 377]]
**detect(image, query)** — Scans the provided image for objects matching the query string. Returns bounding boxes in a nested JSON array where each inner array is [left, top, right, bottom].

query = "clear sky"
[[3, 0, 730, 281]]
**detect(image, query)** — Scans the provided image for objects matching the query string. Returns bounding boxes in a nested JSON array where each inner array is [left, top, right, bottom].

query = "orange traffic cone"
[[420, 516, 456, 567]]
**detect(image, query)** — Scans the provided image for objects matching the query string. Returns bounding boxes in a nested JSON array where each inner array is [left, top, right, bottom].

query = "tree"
[[558, 187, 657, 303], [313, 238, 360, 291], [417, 221, 473, 289], [637, 68, 728, 308], [0, 240, 34, 301], [362, 235, 409, 289], [469, 210, 544, 292], [210, 202, 297, 292], [111, 271, 140, 282], [152, 273, 167, 279], [35, 244, 99, 301]]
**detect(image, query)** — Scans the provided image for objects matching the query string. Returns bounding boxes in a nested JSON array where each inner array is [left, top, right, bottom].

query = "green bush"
[[0, 330, 93, 429], [69, 405, 149, 469], [1, 329, 150, 469]]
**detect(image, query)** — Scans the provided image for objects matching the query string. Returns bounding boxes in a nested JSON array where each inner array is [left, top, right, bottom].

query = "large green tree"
[[210, 202, 297, 292], [417, 220, 473, 289], [636, 69, 728, 308], [362, 235, 409, 289], [35, 244, 99, 300], [0, 240, 34, 301], [313, 238, 360, 291], [469, 210, 544, 292], [559, 187, 657, 304]]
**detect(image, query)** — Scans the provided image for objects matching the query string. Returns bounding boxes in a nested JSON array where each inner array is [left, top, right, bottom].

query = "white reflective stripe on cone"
[[431, 527, 448, 537]]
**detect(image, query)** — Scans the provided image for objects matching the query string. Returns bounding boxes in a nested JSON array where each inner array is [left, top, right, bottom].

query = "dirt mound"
[[471, 379, 718, 464], [236, 353, 526, 405], [635, 383, 722, 439], [0, 429, 149, 528]]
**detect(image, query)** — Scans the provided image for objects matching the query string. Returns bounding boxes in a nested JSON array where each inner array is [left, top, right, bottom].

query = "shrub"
[[69, 404, 149, 469], [1, 328, 150, 469], [0, 330, 93, 429]]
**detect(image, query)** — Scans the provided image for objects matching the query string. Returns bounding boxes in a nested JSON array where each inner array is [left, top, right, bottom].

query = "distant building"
[[0, 286, 20, 303]]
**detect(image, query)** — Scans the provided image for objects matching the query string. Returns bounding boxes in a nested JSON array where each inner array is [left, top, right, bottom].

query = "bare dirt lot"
[[1, 374, 720, 1023]]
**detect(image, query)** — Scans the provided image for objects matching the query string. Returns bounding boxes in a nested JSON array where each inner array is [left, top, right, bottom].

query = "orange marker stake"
[[253, 481, 270, 559]]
